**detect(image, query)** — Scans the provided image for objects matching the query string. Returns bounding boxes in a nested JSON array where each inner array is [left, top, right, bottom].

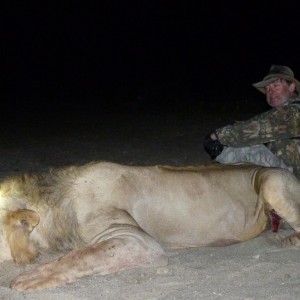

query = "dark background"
[[2, 2, 300, 120]]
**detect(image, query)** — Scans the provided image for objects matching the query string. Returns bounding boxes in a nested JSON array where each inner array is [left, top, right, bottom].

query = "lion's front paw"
[[10, 262, 71, 291]]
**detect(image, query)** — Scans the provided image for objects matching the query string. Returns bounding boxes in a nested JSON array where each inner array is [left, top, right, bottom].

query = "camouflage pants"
[[215, 144, 293, 172]]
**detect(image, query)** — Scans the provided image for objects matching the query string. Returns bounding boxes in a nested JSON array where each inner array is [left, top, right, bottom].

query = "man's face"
[[265, 78, 295, 108]]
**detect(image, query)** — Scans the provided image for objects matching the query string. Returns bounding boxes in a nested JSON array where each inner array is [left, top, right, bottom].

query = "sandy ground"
[[0, 108, 300, 300]]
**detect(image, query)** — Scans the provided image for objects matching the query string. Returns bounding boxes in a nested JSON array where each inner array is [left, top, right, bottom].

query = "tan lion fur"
[[0, 162, 299, 291]]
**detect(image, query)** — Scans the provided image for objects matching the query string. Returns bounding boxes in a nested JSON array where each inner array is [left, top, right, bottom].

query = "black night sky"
[[2, 2, 300, 119]]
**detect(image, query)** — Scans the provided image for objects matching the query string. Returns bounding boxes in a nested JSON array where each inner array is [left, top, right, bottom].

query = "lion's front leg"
[[10, 230, 168, 291]]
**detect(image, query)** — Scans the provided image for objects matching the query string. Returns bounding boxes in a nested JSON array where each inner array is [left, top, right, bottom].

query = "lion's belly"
[[134, 205, 268, 247], [128, 182, 268, 247]]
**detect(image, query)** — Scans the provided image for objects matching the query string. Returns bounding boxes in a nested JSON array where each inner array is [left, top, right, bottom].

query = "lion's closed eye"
[[20, 219, 29, 229]]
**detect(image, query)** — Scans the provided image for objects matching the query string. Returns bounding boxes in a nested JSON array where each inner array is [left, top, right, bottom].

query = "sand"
[[0, 109, 299, 300]]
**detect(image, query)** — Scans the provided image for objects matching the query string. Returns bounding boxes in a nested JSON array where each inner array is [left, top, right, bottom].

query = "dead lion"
[[0, 162, 300, 291]]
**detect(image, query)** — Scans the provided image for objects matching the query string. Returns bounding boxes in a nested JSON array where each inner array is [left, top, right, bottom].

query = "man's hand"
[[203, 133, 224, 159]]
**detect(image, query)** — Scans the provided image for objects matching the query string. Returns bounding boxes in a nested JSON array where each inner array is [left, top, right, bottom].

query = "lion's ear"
[[5, 209, 40, 264]]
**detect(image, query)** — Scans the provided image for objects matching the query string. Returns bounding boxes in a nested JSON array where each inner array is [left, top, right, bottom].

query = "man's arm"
[[215, 105, 300, 147]]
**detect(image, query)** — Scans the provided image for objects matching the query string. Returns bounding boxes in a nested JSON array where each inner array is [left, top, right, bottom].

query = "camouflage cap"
[[253, 65, 300, 94]]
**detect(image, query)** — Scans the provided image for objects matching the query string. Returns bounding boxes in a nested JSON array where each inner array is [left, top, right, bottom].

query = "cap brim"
[[253, 75, 300, 94], [253, 78, 278, 94]]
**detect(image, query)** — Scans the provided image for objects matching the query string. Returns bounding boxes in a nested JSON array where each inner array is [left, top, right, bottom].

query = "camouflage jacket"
[[216, 96, 300, 177]]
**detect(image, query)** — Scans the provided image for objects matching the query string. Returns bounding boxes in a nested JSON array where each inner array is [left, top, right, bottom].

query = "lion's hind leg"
[[257, 169, 300, 246], [10, 225, 168, 291]]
